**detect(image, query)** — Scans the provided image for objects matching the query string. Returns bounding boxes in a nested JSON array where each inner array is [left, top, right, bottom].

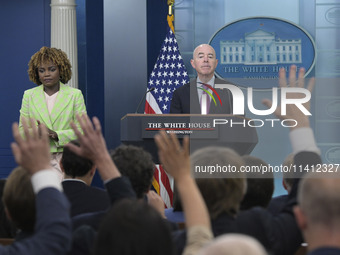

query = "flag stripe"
[[159, 165, 173, 206], [145, 93, 161, 114]]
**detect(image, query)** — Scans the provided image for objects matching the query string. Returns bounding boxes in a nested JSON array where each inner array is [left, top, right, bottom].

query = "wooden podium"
[[121, 114, 258, 163]]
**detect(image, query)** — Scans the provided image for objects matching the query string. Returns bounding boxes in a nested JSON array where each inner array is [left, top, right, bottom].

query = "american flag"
[[145, 16, 189, 208], [145, 28, 189, 114]]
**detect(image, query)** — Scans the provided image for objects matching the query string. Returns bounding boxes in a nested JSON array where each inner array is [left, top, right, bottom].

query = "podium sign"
[[121, 114, 258, 163]]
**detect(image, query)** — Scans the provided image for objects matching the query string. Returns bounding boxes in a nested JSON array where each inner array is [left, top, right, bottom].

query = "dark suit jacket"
[[267, 194, 289, 215], [0, 188, 72, 255], [309, 248, 340, 255], [69, 177, 137, 255], [170, 77, 234, 114], [62, 180, 111, 217], [173, 151, 322, 255], [70, 176, 178, 255], [72, 177, 136, 231]]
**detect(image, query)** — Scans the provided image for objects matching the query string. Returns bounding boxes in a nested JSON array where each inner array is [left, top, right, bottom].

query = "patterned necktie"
[[200, 84, 210, 114]]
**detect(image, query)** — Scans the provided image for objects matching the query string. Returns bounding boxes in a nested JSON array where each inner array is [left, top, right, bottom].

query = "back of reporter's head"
[[95, 199, 174, 255], [298, 171, 340, 228], [240, 155, 274, 210], [191, 146, 246, 219], [3, 167, 35, 232], [110, 145, 155, 199], [61, 140, 94, 178], [199, 233, 267, 255]]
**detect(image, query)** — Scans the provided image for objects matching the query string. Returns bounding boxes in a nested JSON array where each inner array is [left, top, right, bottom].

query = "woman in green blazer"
[[19, 46, 87, 180]]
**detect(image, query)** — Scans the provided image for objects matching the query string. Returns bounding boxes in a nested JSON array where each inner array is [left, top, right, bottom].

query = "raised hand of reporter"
[[262, 65, 315, 129], [154, 131, 190, 180], [11, 117, 51, 174], [67, 114, 121, 182]]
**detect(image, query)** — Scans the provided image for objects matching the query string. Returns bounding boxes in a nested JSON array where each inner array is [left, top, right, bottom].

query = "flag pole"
[[147, 0, 190, 208]]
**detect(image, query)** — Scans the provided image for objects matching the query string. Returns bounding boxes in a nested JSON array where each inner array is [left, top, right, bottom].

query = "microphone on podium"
[[135, 87, 155, 113]]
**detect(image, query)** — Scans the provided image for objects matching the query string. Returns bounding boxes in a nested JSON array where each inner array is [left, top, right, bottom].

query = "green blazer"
[[19, 83, 87, 153]]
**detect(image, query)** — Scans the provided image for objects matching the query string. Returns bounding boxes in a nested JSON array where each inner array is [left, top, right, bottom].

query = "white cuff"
[[289, 127, 320, 155], [31, 169, 63, 194]]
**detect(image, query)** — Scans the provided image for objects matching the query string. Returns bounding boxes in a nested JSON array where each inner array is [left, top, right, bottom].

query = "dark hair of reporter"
[[240, 155, 274, 210], [94, 199, 175, 255], [61, 140, 94, 178], [110, 145, 155, 199]]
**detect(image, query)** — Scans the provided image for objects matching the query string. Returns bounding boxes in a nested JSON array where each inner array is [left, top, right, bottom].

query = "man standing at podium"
[[170, 44, 233, 114]]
